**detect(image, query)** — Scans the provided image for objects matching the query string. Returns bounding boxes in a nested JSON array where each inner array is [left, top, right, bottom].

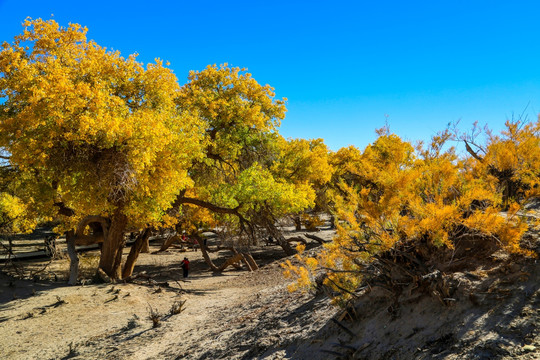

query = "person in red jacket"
[[180, 257, 190, 278]]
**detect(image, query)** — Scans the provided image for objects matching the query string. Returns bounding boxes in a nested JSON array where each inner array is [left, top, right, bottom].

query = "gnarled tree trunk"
[[98, 209, 128, 280], [218, 253, 247, 271], [66, 215, 110, 285], [304, 233, 329, 244], [195, 235, 221, 272], [122, 227, 152, 279], [159, 234, 181, 252], [243, 253, 259, 271]]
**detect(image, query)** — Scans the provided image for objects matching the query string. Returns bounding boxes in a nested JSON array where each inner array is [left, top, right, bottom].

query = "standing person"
[[180, 257, 190, 278]]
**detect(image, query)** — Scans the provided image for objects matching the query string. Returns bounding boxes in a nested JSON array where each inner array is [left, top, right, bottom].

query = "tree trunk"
[[76, 215, 109, 243], [243, 253, 259, 271], [218, 253, 246, 271], [159, 234, 180, 252], [304, 233, 329, 244], [287, 236, 307, 245], [239, 254, 253, 271], [98, 209, 128, 280], [277, 235, 296, 255], [140, 235, 150, 253], [195, 236, 220, 272], [294, 215, 302, 231], [195, 236, 251, 272], [66, 230, 79, 285], [122, 228, 152, 279], [266, 221, 295, 256], [112, 239, 125, 279]]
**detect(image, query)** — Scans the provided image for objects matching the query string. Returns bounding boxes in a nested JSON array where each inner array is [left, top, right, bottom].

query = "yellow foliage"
[[0, 18, 204, 229], [281, 259, 313, 293], [301, 213, 324, 230], [287, 127, 537, 301], [0, 193, 37, 233], [473, 119, 540, 205], [175, 63, 314, 234], [272, 137, 333, 185]]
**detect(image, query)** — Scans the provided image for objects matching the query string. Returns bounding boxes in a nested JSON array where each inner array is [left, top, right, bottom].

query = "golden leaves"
[[0, 18, 204, 226], [287, 124, 539, 301], [0, 193, 38, 234]]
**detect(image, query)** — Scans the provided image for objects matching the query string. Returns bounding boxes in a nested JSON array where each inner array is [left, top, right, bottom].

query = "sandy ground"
[[0, 229, 338, 360], [1, 225, 540, 360]]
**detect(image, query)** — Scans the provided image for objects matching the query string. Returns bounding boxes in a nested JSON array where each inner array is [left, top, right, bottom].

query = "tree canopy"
[[284, 123, 538, 301], [173, 64, 330, 254], [0, 18, 204, 277], [0, 20, 325, 279]]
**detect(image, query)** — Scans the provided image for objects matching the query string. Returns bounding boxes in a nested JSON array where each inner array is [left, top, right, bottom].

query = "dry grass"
[[169, 299, 186, 315], [78, 254, 100, 279], [147, 305, 162, 328]]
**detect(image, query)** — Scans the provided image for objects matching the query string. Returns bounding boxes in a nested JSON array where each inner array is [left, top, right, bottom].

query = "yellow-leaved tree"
[[284, 127, 531, 302], [0, 161, 40, 236], [0, 19, 203, 279], [462, 119, 540, 206], [172, 64, 325, 260], [271, 137, 334, 230]]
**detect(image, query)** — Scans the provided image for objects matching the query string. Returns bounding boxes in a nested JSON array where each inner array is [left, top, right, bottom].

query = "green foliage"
[[175, 64, 325, 241]]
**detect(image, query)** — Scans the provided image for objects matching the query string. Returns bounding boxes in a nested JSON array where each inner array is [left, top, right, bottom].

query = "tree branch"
[[464, 141, 484, 162], [54, 202, 76, 217], [173, 196, 241, 216]]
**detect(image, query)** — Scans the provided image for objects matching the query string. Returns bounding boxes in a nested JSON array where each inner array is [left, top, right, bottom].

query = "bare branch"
[[464, 141, 483, 162]]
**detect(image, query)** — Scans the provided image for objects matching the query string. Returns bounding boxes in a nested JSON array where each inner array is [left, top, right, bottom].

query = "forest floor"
[[0, 225, 539, 360]]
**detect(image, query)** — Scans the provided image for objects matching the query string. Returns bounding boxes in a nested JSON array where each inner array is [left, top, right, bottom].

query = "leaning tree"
[[171, 64, 331, 262], [0, 19, 204, 280]]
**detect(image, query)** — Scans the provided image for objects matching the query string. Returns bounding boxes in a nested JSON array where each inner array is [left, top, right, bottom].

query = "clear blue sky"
[[1, 0, 540, 151]]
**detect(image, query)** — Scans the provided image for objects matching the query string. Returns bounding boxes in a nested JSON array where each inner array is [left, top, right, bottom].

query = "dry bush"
[[169, 299, 186, 315], [286, 129, 539, 303], [78, 253, 100, 279], [147, 305, 162, 328]]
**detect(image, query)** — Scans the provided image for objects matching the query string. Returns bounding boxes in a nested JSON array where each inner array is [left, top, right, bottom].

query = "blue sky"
[[1, 0, 540, 151]]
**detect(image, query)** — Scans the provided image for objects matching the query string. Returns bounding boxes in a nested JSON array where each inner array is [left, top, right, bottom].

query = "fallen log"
[[287, 236, 307, 245], [304, 233, 330, 244]]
